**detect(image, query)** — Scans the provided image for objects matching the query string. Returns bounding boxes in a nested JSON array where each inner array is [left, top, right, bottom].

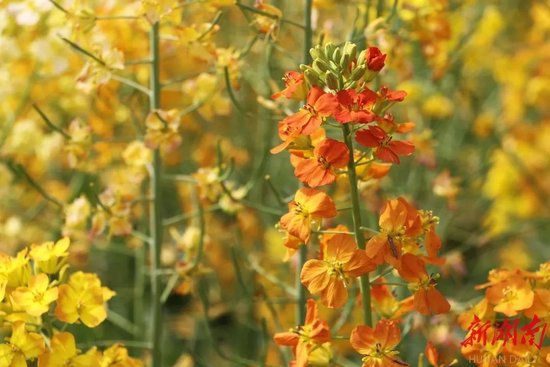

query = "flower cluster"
[[0, 237, 141, 366], [272, 41, 451, 366]]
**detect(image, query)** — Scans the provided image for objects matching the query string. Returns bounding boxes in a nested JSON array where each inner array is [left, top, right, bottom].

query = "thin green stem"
[[149, 21, 163, 367], [60, 37, 106, 66], [13, 164, 63, 208], [111, 75, 151, 95], [376, 0, 384, 17], [96, 15, 138, 20], [235, 2, 305, 29], [296, 0, 313, 327], [32, 104, 69, 138], [342, 124, 373, 327]]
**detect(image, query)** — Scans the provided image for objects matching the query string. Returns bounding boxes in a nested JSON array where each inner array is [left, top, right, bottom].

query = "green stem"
[[296, 0, 313, 327], [342, 124, 373, 327], [376, 0, 384, 17], [149, 21, 163, 367]]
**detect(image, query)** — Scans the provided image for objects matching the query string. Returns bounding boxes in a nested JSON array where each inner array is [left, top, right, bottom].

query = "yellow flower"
[[10, 273, 58, 317], [0, 321, 45, 367], [55, 272, 115, 328], [98, 344, 143, 367], [38, 332, 100, 367], [0, 249, 31, 289], [29, 237, 70, 274], [122, 141, 152, 168]]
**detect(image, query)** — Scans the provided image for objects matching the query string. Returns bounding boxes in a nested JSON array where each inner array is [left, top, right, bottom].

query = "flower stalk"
[[296, 0, 314, 327], [149, 21, 163, 367], [342, 123, 373, 327]]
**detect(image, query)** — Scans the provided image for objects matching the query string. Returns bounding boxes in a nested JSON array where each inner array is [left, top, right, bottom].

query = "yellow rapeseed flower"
[[29, 237, 70, 275], [0, 321, 45, 367], [10, 274, 58, 317], [37, 332, 100, 367], [55, 272, 115, 328]]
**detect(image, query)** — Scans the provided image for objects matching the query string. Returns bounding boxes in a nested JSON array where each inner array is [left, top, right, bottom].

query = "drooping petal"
[[350, 325, 376, 354], [301, 260, 331, 293], [373, 319, 401, 349]]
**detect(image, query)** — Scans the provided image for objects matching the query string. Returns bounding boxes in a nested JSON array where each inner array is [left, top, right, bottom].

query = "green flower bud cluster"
[[300, 42, 368, 92]]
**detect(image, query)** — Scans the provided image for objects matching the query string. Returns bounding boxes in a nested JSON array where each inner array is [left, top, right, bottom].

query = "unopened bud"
[[325, 71, 339, 90], [350, 64, 366, 81], [343, 42, 357, 60], [312, 59, 330, 73], [332, 47, 342, 64], [365, 46, 386, 71], [340, 53, 351, 73], [304, 68, 322, 87]]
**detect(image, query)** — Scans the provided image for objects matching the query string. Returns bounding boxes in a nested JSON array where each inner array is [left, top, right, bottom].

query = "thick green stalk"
[[149, 22, 163, 367], [296, 0, 314, 327], [342, 124, 373, 327]]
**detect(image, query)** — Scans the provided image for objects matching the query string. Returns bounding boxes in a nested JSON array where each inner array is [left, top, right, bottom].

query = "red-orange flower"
[[279, 188, 337, 243], [350, 319, 407, 367], [379, 87, 407, 102], [355, 126, 415, 164], [274, 299, 331, 367], [398, 253, 450, 315], [272, 71, 307, 100], [334, 89, 378, 124], [365, 47, 387, 72], [301, 234, 376, 308], [294, 138, 349, 187]]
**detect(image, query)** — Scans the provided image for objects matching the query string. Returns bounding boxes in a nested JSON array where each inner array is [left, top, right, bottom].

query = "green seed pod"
[[325, 71, 340, 90]]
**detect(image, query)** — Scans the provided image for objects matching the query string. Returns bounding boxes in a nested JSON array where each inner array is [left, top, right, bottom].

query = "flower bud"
[[313, 59, 330, 73], [342, 42, 357, 60], [340, 53, 351, 73], [365, 46, 386, 71], [332, 47, 342, 65], [325, 71, 339, 90], [304, 68, 323, 87]]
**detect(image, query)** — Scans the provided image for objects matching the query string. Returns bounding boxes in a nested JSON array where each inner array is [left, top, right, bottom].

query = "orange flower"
[[365, 198, 422, 266], [280, 229, 302, 261], [350, 319, 407, 367], [272, 71, 307, 100], [301, 234, 375, 308], [279, 188, 337, 243], [355, 125, 415, 164], [274, 299, 331, 367], [485, 275, 534, 317], [273, 87, 337, 152], [294, 138, 349, 187], [425, 341, 457, 366], [398, 253, 450, 315], [371, 278, 412, 319]]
